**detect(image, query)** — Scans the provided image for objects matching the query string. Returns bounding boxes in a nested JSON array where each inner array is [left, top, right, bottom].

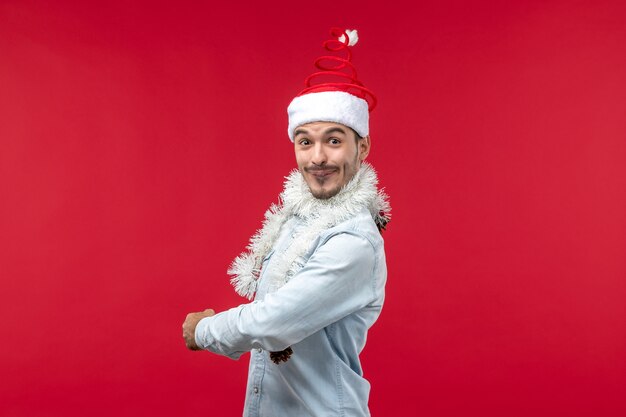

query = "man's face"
[[294, 121, 371, 200]]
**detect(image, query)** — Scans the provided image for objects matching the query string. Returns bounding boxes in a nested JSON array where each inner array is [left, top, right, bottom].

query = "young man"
[[183, 28, 390, 417]]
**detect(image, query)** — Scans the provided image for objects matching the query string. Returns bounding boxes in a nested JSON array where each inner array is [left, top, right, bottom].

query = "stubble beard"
[[309, 178, 342, 200], [303, 151, 361, 200]]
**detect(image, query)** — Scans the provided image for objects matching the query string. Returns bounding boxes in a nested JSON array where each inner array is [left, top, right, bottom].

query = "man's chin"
[[309, 185, 341, 200], [300, 171, 342, 199]]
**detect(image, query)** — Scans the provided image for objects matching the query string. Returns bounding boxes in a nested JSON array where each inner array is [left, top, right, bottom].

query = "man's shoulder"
[[320, 207, 384, 251]]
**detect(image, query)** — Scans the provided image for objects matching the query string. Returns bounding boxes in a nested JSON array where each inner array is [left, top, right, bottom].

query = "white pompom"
[[338, 29, 358, 46]]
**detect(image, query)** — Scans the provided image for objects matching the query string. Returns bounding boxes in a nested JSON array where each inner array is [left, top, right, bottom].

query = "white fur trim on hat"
[[287, 91, 369, 142]]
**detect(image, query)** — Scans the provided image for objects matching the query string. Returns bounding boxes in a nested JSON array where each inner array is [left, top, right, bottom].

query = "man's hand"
[[182, 309, 215, 350]]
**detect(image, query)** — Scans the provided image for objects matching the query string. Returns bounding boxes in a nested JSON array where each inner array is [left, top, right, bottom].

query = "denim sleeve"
[[195, 231, 377, 358]]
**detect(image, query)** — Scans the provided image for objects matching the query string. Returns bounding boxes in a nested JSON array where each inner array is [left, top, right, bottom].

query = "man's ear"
[[359, 135, 371, 161]]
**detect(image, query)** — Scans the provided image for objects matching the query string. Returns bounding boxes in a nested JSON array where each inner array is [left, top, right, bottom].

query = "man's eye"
[[329, 138, 341, 144], [299, 139, 310, 145]]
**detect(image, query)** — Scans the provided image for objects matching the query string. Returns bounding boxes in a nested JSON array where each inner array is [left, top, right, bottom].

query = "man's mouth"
[[307, 168, 338, 179]]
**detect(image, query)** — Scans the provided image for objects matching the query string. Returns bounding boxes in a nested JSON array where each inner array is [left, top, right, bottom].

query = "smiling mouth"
[[308, 169, 337, 179]]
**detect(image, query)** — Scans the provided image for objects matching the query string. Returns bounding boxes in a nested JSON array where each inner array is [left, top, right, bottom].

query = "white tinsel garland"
[[228, 162, 391, 299]]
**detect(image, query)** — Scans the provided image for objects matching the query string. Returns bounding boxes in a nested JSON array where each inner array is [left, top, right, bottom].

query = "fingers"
[[182, 321, 199, 350], [184, 309, 215, 320], [182, 309, 215, 351]]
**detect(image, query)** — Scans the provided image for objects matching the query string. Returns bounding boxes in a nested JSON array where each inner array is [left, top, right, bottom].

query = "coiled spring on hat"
[[299, 27, 377, 111]]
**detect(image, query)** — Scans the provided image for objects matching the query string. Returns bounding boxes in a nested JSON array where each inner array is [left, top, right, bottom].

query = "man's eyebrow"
[[323, 127, 348, 136], [293, 126, 347, 137], [293, 128, 309, 137]]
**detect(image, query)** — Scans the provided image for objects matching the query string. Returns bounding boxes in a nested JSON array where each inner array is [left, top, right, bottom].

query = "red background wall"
[[1, 1, 625, 416]]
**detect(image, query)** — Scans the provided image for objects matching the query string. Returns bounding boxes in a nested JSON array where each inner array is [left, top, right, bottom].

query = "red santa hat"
[[287, 28, 377, 142]]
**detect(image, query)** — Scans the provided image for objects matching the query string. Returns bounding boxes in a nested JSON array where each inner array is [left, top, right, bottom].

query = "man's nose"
[[311, 143, 327, 165]]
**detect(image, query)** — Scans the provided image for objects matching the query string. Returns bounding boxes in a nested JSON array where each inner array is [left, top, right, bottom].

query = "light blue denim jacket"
[[195, 206, 387, 417]]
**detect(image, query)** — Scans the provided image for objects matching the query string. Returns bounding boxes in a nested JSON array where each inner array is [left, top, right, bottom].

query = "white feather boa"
[[228, 162, 391, 299]]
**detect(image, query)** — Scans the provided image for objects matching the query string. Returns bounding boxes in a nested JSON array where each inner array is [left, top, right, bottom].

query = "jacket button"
[[253, 386, 259, 394], [257, 348, 262, 353]]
